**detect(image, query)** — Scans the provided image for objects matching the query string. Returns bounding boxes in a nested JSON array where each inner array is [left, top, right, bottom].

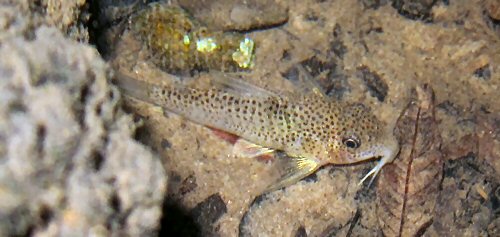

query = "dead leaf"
[[476, 113, 500, 176], [376, 84, 443, 237]]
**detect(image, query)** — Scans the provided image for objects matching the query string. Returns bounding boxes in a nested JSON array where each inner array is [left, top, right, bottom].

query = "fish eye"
[[342, 136, 361, 149]]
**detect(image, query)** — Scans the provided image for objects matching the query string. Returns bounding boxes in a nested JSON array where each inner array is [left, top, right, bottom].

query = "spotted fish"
[[115, 73, 400, 192]]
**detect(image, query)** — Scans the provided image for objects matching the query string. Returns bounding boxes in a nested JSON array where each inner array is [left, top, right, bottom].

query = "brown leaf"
[[476, 113, 500, 176], [376, 85, 443, 237]]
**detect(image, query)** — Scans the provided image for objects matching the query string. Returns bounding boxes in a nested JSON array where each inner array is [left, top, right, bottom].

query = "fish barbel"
[[115, 73, 399, 192]]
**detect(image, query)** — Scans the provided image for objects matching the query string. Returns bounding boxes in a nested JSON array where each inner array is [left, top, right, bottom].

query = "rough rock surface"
[[0, 26, 166, 237], [0, 0, 169, 236], [0, 0, 90, 41]]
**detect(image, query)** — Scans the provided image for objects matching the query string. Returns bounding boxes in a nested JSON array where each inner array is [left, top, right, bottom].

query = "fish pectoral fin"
[[264, 156, 320, 193], [209, 72, 278, 98], [232, 139, 274, 158]]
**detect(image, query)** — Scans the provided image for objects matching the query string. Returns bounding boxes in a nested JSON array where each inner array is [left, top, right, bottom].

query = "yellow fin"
[[232, 139, 274, 158], [264, 156, 319, 193]]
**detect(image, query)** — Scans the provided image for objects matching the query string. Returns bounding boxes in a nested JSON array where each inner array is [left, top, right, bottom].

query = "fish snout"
[[381, 136, 400, 165]]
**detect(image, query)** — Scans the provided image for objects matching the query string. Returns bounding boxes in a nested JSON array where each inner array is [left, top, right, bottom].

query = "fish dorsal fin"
[[293, 64, 328, 99], [209, 72, 278, 98]]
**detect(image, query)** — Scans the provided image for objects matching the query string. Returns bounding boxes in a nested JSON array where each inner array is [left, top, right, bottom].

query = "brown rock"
[[486, 0, 500, 20]]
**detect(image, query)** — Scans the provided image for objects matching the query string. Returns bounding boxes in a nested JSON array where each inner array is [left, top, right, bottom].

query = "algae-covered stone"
[[130, 3, 256, 74]]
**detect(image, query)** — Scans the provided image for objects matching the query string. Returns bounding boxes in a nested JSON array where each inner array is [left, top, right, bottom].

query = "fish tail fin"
[[113, 72, 207, 124], [113, 72, 158, 104]]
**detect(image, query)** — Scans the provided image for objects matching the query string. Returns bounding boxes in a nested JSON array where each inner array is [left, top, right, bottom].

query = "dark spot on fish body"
[[250, 107, 256, 114]]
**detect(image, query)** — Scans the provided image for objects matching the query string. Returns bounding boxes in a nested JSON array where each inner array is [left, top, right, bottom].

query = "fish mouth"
[[357, 137, 400, 163], [381, 137, 400, 164], [357, 138, 400, 185], [357, 149, 378, 161]]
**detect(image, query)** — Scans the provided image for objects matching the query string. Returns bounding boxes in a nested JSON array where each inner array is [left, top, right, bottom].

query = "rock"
[[191, 193, 227, 236], [178, 0, 288, 31], [486, 0, 500, 21], [0, 0, 89, 41], [0, 27, 167, 236]]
